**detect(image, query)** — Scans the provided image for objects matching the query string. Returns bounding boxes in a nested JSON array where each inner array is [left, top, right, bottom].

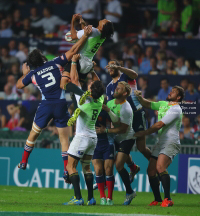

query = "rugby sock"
[[84, 173, 94, 200], [69, 172, 82, 200], [22, 144, 34, 163], [159, 171, 171, 200], [128, 161, 137, 172], [61, 151, 68, 171], [96, 175, 106, 198], [148, 175, 162, 202], [65, 83, 84, 96], [106, 175, 115, 200], [118, 168, 133, 194]]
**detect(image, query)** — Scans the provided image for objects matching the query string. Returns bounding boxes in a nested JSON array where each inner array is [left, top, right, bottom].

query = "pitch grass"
[[0, 186, 200, 216]]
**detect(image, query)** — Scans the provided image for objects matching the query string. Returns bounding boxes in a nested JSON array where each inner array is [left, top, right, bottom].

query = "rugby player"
[[63, 54, 104, 205], [106, 60, 151, 181], [64, 14, 114, 86], [134, 86, 184, 207], [92, 97, 115, 205], [97, 81, 136, 205], [17, 26, 92, 173]]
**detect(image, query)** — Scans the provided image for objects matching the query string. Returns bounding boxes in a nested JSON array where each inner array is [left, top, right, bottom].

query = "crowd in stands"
[[0, 0, 199, 141]]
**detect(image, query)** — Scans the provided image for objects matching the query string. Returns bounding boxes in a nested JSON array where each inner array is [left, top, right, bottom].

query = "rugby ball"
[[65, 31, 78, 43]]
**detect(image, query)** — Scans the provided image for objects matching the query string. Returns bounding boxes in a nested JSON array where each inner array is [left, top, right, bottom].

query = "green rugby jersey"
[[77, 27, 105, 60], [151, 101, 182, 144], [107, 99, 134, 143], [75, 93, 104, 138]]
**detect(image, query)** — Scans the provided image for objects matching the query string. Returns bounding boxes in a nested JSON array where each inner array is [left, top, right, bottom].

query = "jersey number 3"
[[41, 72, 56, 88], [92, 109, 98, 120]]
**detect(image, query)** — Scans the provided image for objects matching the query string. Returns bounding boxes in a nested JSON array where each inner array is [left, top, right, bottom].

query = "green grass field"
[[0, 186, 199, 216]]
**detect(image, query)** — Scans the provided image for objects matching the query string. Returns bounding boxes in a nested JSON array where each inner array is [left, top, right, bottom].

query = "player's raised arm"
[[70, 14, 81, 40], [134, 90, 151, 109], [70, 54, 81, 87], [65, 25, 92, 61], [16, 63, 31, 89]]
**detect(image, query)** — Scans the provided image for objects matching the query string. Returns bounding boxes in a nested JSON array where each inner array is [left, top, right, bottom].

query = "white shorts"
[[79, 55, 93, 74], [151, 142, 180, 161], [68, 134, 97, 159]]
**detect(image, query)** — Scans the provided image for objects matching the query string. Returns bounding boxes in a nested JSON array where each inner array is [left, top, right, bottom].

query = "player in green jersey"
[[97, 81, 136, 205], [62, 54, 104, 206], [134, 86, 185, 207]]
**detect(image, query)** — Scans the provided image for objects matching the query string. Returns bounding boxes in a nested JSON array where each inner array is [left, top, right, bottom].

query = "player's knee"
[[105, 165, 113, 176], [30, 123, 42, 140], [115, 161, 123, 171], [147, 166, 156, 177], [156, 163, 165, 173], [80, 159, 91, 174]]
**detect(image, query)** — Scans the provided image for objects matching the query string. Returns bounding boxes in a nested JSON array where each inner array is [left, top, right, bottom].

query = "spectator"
[[0, 19, 13, 37], [139, 46, 153, 74], [122, 44, 135, 62], [149, 57, 160, 75], [8, 40, 17, 56], [156, 39, 177, 59], [30, 6, 41, 23], [12, 9, 22, 35], [31, 6, 67, 34], [22, 84, 37, 101], [15, 42, 28, 66], [1, 46, 19, 71], [175, 57, 188, 75], [10, 63, 21, 80], [108, 50, 118, 61], [94, 46, 108, 70], [130, 43, 143, 66], [7, 74, 18, 95], [181, 0, 193, 34], [4, 84, 18, 100], [185, 59, 200, 75], [193, 115, 200, 133], [124, 58, 138, 72], [142, 10, 156, 36], [104, 0, 122, 42], [169, 20, 183, 38], [19, 18, 34, 37], [166, 57, 177, 74], [138, 76, 153, 99], [157, 78, 172, 101], [156, 50, 167, 72], [6, 14, 13, 29], [0, 107, 6, 129], [157, 0, 176, 32], [185, 82, 200, 103], [180, 116, 194, 140], [75, 0, 101, 26], [180, 78, 189, 91]]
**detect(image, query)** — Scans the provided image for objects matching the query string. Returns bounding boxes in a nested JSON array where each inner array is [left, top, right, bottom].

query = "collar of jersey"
[[115, 99, 126, 105]]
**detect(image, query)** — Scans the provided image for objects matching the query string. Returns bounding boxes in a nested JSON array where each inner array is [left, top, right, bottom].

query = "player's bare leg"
[[136, 136, 151, 160], [115, 152, 136, 205], [156, 154, 173, 207], [57, 127, 70, 182], [104, 159, 114, 205], [93, 159, 106, 202], [18, 122, 42, 169], [147, 157, 162, 206]]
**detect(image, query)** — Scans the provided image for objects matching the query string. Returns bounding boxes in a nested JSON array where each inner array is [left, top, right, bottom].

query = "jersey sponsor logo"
[[37, 66, 54, 76]]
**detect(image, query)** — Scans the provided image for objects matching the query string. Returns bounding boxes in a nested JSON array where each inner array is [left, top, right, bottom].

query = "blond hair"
[[118, 81, 132, 97]]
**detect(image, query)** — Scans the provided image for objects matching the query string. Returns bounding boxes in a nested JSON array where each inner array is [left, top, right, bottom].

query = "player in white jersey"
[[134, 86, 184, 207]]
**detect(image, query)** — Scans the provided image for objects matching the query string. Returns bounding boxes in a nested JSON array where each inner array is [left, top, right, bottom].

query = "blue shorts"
[[93, 138, 115, 161], [34, 100, 70, 129], [132, 108, 147, 132]]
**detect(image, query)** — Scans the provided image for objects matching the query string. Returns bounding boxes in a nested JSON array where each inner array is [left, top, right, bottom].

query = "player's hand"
[[134, 131, 145, 138], [72, 14, 81, 21], [72, 54, 80, 62], [96, 124, 106, 134], [84, 25, 92, 36], [105, 64, 119, 70], [22, 63, 30, 75], [102, 104, 110, 113], [134, 90, 142, 97]]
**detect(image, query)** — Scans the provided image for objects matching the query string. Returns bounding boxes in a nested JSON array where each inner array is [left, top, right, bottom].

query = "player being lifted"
[[97, 81, 136, 205], [134, 86, 184, 207], [17, 26, 92, 173], [62, 54, 104, 205]]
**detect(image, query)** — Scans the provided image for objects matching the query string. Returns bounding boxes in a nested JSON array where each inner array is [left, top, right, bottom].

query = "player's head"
[[166, 86, 185, 102], [108, 60, 120, 78], [114, 81, 131, 99], [88, 80, 105, 100], [27, 49, 48, 68], [98, 19, 114, 39]]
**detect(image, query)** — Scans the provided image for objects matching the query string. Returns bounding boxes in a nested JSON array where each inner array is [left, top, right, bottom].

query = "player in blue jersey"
[[106, 60, 152, 181], [16, 26, 92, 174], [92, 98, 115, 205]]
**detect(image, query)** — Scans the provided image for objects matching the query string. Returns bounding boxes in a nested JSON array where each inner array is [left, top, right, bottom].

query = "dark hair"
[[140, 76, 148, 84], [2, 46, 9, 51], [101, 22, 114, 39], [126, 58, 134, 65], [44, 6, 52, 15], [27, 49, 48, 68], [160, 38, 168, 44], [160, 78, 169, 83], [91, 81, 105, 100], [167, 57, 175, 62], [173, 85, 185, 102], [150, 56, 157, 62], [181, 78, 189, 83]]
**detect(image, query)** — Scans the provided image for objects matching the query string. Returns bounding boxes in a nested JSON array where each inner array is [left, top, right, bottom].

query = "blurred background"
[[0, 0, 200, 154]]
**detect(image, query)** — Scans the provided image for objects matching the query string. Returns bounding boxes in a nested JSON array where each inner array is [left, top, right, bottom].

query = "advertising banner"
[[0, 147, 178, 193]]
